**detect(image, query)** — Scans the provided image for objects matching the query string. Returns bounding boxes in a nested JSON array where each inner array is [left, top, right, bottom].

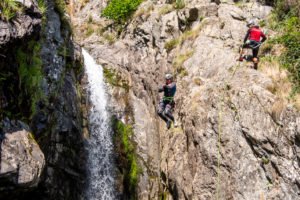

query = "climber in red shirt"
[[238, 20, 267, 69]]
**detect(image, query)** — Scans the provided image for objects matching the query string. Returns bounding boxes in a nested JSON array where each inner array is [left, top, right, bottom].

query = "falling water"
[[82, 49, 116, 200]]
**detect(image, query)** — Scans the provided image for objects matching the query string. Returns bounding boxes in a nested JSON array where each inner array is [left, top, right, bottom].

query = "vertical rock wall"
[[73, 0, 300, 199], [0, 0, 86, 199]]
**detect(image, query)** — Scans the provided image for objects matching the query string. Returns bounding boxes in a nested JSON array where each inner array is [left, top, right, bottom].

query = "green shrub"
[[102, 0, 143, 23], [0, 0, 23, 21], [270, 2, 300, 92]]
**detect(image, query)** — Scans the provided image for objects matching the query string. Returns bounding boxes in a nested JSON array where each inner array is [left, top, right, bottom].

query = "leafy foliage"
[[270, 1, 300, 92], [102, 0, 143, 23], [0, 0, 23, 21]]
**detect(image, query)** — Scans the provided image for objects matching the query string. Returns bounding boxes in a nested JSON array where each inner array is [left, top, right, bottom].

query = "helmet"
[[165, 73, 173, 80], [247, 19, 257, 27]]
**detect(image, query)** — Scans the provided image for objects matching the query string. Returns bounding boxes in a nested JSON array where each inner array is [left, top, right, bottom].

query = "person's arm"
[[158, 85, 165, 93], [243, 29, 250, 44], [260, 31, 267, 43]]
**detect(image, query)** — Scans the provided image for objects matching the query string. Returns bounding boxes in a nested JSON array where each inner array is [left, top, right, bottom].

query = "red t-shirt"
[[247, 27, 266, 42]]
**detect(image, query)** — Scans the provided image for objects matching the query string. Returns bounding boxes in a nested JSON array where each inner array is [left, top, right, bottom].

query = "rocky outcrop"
[[0, 1, 44, 197], [0, 0, 42, 48], [0, 0, 85, 199], [0, 119, 45, 198], [74, 0, 300, 199], [28, 1, 86, 199]]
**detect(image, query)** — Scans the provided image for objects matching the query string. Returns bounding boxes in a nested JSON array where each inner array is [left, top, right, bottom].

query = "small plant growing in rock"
[[164, 38, 180, 52], [134, 3, 154, 18], [0, 0, 23, 21], [261, 157, 270, 165], [103, 33, 116, 45], [85, 25, 94, 37], [103, 67, 130, 90], [173, 0, 185, 9], [88, 15, 93, 23], [159, 4, 174, 16], [173, 50, 194, 77]]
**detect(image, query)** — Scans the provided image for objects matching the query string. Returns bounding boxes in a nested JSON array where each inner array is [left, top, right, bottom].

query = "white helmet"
[[247, 19, 257, 27], [165, 73, 173, 80]]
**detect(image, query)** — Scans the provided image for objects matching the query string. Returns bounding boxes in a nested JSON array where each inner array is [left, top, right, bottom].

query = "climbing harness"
[[163, 96, 174, 101]]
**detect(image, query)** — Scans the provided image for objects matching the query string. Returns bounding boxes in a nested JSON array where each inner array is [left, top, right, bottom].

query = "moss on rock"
[[112, 118, 141, 199]]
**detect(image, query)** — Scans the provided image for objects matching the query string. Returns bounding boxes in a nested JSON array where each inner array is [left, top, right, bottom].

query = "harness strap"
[[163, 96, 174, 101]]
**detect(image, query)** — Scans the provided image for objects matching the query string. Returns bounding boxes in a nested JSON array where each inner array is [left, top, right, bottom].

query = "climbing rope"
[[216, 58, 241, 199], [216, 97, 223, 200]]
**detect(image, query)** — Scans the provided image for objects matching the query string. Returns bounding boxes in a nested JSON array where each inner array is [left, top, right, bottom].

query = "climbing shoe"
[[253, 63, 258, 70], [166, 120, 172, 129], [173, 121, 178, 128]]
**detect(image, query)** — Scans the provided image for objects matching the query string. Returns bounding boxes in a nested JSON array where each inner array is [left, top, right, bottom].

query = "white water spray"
[[82, 49, 116, 200]]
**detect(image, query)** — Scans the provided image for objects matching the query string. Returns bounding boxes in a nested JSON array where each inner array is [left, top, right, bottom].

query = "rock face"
[[0, 0, 42, 47], [0, 119, 45, 198], [28, 1, 86, 199], [73, 0, 300, 199], [0, 0, 85, 199]]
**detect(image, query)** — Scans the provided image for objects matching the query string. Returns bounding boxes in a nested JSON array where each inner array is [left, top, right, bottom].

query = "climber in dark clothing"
[[157, 73, 176, 129], [238, 19, 267, 69]]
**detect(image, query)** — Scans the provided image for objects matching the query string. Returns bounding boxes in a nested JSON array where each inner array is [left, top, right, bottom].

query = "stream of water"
[[82, 49, 116, 200]]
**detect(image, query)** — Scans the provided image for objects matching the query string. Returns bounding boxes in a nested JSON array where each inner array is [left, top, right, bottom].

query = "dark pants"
[[157, 100, 174, 123], [242, 40, 261, 58]]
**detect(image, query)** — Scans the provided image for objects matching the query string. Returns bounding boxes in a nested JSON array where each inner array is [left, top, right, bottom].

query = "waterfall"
[[82, 49, 116, 200]]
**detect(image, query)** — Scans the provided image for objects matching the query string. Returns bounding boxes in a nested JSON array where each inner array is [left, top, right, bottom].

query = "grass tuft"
[[0, 0, 23, 21], [173, 50, 194, 77], [103, 67, 130, 90], [164, 38, 180, 53], [173, 0, 185, 9]]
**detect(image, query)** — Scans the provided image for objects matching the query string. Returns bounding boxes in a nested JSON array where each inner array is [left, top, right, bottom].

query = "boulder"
[[0, 121, 45, 189]]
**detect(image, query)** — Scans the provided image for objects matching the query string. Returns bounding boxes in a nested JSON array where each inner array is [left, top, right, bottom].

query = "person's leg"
[[252, 47, 259, 69], [157, 101, 168, 123], [165, 104, 175, 122]]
